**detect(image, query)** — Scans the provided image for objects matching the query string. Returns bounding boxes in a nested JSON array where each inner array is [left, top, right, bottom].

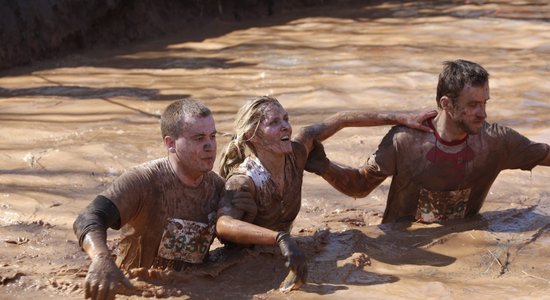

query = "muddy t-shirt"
[[365, 120, 549, 223], [218, 141, 308, 232], [101, 157, 225, 270]]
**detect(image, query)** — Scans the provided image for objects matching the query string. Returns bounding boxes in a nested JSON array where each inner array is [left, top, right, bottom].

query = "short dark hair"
[[160, 98, 211, 138], [436, 59, 489, 108]]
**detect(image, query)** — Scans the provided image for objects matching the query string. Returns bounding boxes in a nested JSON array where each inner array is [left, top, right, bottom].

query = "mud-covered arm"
[[500, 125, 550, 170], [294, 110, 436, 153], [217, 214, 309, 289], [320, 162, 387, 198], [216, 176, 307, 286], [74, 195, 121, 248], [73, 195, 133, 299], [216, 215, 279, 245], [216, 215, 307, 288], [216, 175, 278, 245]]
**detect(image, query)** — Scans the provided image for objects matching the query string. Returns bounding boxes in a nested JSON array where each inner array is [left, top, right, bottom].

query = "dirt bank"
[[0, 0, 368, 70]]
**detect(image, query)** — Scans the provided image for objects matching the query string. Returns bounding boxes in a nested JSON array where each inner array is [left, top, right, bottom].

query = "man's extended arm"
[[303, 138, 387, 198], [321, 161, 387, 198], [294, 110, 436, 153]]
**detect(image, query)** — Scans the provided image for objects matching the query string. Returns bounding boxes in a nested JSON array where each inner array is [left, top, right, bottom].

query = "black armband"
[[73, 195, 121, 248]]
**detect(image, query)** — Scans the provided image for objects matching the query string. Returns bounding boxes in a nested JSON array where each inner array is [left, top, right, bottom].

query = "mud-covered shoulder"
[[482, 122, 533, 149], [380, 124, 431, 147], [206, 170, 226, 189], [225, 174, 256, 195]]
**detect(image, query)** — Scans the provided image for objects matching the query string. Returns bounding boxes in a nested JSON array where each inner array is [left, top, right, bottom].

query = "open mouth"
[[280, 135, 290, 141]]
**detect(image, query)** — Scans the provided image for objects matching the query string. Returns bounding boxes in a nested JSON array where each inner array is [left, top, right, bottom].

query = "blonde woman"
[[215, 96, 435, 289]]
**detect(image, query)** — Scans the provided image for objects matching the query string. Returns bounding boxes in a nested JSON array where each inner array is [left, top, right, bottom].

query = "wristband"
[[276, 231, 290, 244]]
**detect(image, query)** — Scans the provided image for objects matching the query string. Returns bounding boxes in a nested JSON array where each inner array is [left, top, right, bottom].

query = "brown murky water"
[[1, 1, 550, 299]]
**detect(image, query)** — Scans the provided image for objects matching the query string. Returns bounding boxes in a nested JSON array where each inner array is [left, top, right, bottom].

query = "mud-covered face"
[[252, 103, 292, 155], [172, 114, 217, 175], [449, 82, 489, 135]]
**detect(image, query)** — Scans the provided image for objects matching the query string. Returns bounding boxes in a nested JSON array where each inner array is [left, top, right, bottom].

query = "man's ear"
[[440, 96, 451, 111], [439, 96, 453, 113], [164, 136, 176, 153], [440, 96, 456, 118]]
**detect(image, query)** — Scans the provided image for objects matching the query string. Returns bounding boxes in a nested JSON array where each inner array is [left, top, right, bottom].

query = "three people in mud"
[[74, 59, 550, 299]]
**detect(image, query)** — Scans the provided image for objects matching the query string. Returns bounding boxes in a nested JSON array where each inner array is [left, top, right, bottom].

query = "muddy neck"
[[168, 154, 204, 188], [254, 147, 286, 180], [432, 111, 468, 144]]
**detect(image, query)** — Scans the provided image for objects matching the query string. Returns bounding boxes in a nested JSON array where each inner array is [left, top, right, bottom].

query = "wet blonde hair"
[[219, 96, 282, 178]]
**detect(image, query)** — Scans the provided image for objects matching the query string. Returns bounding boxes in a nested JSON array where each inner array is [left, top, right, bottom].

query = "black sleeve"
[[73, 195, 121, 248]]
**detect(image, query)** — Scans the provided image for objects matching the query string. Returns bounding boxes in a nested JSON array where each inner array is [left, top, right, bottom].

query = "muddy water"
[[1, 1, 550, 299]]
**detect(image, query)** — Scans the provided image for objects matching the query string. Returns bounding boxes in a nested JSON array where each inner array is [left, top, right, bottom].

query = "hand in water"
[[276, 232, 307, 291], [85, 253, 134, 300]]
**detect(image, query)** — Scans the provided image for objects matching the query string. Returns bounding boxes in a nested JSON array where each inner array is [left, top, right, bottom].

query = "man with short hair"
[[306, 59, 550, 223], [74, 98, 225, 300]]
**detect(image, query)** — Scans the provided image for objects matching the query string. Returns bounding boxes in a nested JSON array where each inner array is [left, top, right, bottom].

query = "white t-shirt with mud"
[[218, 141, 308, 232]]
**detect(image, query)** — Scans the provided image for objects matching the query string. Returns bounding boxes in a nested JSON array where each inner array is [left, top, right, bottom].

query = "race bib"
[[415, 187, 471, 223], [156, 218, 215, 264]]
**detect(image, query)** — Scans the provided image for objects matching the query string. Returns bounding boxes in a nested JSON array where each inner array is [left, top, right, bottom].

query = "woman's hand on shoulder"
[[396, 110, 437, 132]]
